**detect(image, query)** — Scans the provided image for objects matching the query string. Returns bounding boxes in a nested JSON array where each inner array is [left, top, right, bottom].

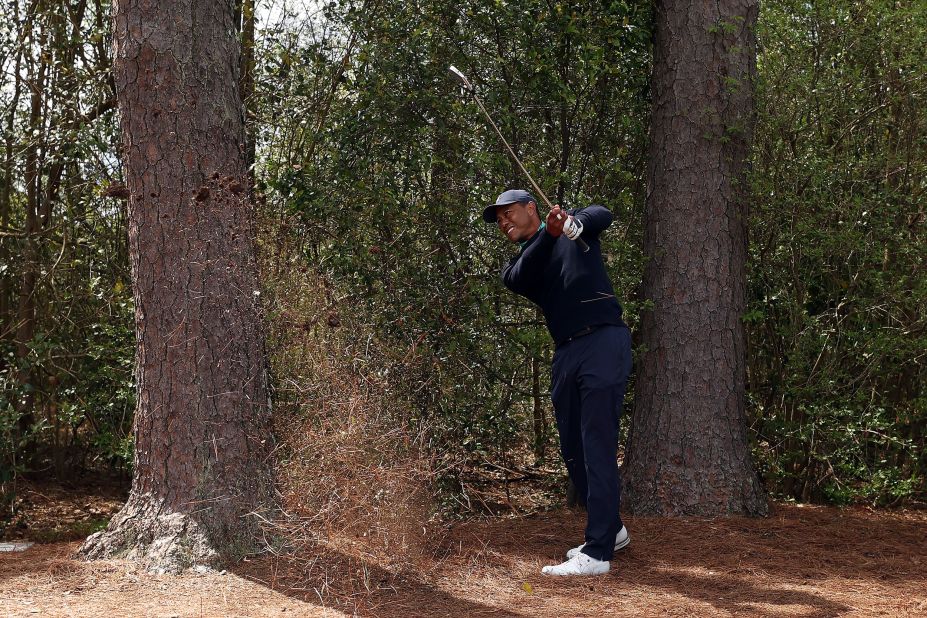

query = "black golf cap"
[[482, 189, 536, 223]]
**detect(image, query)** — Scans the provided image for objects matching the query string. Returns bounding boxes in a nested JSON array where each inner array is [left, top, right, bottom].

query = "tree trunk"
[[0, 17, 23, 344], [79, 0, 274, 572], [622, 0, 767, 516], [13, 19, 48, 456]]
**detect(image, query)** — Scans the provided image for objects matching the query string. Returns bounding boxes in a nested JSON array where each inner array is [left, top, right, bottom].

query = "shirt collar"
[[519, 222, 546, 251]]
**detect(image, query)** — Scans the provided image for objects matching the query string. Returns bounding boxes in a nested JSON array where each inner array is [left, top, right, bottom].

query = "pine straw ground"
[[2, 485, 925, 617]]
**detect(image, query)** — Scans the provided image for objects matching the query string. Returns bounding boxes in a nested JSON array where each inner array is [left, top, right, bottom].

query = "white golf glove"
[[563, 215, 583, 241]]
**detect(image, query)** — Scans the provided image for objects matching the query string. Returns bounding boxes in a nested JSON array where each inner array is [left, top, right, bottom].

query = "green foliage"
[[255, 0, 652, 510], [252, 0, 927, 509], [0, 0, 133, 515], [749, 0, 927, 504], [0, 229, 136, 474]]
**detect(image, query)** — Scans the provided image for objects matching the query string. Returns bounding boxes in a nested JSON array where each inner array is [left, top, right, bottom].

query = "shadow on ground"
[[3, 500, 925, 617], [231, 504, 927, 617]]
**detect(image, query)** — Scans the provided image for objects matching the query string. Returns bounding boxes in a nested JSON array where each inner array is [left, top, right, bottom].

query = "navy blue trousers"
[[551, 324, 632, 561]]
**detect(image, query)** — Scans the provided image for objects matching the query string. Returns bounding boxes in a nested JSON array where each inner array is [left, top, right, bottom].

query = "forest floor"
[[2, 480, 926, 617]]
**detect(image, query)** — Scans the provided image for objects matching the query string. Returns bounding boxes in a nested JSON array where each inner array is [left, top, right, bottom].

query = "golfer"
[[485, 189, 632, 576]]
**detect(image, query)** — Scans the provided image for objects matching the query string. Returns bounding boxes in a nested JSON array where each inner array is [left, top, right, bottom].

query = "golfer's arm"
[[502, 232, 556, 294], [573, 205, 613, 237]]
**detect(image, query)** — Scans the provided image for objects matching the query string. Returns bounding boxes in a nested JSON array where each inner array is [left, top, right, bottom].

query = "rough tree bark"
[[79, 0, 274, 571], [622, 0, 767, 516]]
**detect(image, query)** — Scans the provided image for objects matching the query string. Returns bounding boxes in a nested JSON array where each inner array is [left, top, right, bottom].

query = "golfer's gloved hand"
[[563, 216, 583, 241]]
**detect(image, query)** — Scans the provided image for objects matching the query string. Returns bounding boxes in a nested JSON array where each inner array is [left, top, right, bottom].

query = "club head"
[[448, 65, 472, 90]]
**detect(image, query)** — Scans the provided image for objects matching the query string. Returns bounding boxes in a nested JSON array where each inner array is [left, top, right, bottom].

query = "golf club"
[[448, 65, 590, 253]]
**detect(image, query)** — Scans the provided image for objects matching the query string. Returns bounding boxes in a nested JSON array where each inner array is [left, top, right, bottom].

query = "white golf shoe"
[[565, 525, 630, 560], [541, 552, 610, 576]]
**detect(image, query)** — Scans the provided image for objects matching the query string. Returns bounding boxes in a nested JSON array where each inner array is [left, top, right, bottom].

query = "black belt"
[[560, 324, 600, 346]]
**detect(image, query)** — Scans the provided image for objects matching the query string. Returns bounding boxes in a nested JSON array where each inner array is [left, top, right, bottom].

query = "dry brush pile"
[[256, 212, 448, 581]]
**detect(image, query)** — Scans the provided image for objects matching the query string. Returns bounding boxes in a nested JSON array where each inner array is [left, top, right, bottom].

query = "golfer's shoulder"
[[576, 203, 610, 215], [574, 204, 613, 229]]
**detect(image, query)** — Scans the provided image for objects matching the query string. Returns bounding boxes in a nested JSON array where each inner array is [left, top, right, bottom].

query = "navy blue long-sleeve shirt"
[[501, 205, 625, 345]]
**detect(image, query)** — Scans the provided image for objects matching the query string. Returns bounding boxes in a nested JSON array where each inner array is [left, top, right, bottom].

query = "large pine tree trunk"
[[622, 0, 767, 516], [80, 0, 274, 571]]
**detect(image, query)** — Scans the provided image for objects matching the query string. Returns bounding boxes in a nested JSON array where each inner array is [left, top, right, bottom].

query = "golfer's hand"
[[546, 205, 565, 237], [563, 215, 583, 240]]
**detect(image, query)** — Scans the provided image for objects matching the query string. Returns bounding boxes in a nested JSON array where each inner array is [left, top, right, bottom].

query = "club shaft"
[[467, 89, 590, 252], [469, 94, 553, 209]]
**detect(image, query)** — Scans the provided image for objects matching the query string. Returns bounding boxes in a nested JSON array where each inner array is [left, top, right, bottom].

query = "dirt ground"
[[2, 483, 926, 617]]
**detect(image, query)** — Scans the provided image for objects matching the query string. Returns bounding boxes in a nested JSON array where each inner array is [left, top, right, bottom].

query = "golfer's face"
[[496, 201, 537, 243]]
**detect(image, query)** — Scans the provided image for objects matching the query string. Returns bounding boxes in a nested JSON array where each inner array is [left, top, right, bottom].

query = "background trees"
[[0, 0, 130, 512], [257, 0, 652, 504], [255, 0, 923, 510], [748, 0, 926, 504], [1, 0, 924, 536]]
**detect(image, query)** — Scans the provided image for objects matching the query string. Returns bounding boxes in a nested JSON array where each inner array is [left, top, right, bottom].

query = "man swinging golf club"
[[485, 189, 632, 576]]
